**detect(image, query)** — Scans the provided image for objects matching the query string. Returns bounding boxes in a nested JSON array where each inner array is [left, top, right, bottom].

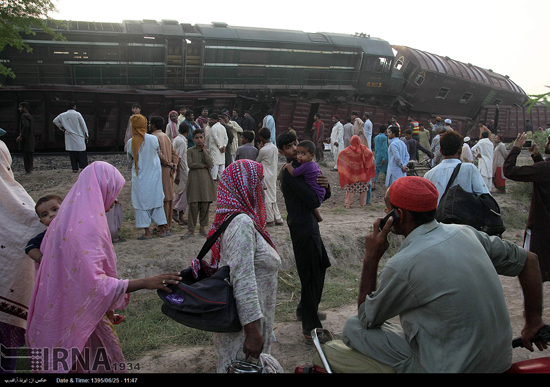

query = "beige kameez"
[[152, 130, 179, 228]]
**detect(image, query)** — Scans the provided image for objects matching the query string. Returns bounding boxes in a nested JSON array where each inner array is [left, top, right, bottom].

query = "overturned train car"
[[0, 19, 545, 151]]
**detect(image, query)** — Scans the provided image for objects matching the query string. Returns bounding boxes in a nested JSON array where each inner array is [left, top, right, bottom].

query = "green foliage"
[[528, 130, 550, 150], [524, 85, 550, 113], [0, 0, 64, 78]]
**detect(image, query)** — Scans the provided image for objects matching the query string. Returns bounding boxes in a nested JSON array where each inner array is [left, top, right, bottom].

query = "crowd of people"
[[1, 101, 548, 374]]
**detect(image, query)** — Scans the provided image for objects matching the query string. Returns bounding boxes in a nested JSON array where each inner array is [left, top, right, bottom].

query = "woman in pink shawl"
[[26, 161, 181, 373]]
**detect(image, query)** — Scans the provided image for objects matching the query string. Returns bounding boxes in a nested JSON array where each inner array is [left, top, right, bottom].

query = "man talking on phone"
[[341, 176, 546, 373], [503, 132, 550, 284]]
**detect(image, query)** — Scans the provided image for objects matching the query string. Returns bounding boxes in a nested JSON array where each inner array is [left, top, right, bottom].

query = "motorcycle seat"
[[312, 339, 396, 373]]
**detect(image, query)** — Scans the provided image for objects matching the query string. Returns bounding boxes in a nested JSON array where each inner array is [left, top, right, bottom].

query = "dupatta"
[[337, 135, 376, 188], [26, 162, 129, 372]]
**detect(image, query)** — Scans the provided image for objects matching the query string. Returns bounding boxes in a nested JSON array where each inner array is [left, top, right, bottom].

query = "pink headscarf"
[[168, 110, 178, 139], [26, 162, 129, 373]]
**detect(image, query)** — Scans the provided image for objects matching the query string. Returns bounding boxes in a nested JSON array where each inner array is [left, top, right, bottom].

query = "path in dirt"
[[10, 151, 550, 373]]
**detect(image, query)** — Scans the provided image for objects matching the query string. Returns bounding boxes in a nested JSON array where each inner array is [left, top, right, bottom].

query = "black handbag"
[[157, 212, 243, 332], [435, 163, 506, 236]]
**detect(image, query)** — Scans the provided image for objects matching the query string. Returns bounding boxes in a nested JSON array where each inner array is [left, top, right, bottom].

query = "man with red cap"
[[341, 176, 546, 373]]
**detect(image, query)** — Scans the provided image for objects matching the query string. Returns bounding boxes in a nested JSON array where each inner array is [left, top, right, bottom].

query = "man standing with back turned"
[[342, 176, 546, 373], [53, 101, 89, 173], [17, 102, 35, 174]]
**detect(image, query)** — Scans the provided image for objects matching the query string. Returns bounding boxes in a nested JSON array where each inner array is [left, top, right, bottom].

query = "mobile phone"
[[379, 209, 399, 231], [523, 139, 533, 148]]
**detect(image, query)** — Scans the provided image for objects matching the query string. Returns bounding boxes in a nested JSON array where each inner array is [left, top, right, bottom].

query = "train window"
[[90, 46, 119, 60], [414, 72, 425, 86], [365, 56, 391, 73], [436, 87, 450, 99], [239, 50, 268, 65], [394, 56, 404, 71], [459, 92, 473, 104]]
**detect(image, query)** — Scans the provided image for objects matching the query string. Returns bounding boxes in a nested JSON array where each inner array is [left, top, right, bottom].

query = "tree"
[[525, 86, 550, 113], [0, 0, 64, 79]]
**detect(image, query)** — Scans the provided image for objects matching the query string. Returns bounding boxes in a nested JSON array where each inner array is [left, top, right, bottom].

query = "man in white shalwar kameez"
[[126, 114, 168, 239], [165, 110, 179, 141], [330, 115, 344, 171], [207, 113, 228, 181], [256, 127, 283, 226], [461, 136, 474, 163], [386, 125, 410, 187], [172, 121, 189, 225], [53, 101, 89, 173], [471, 131, 494, 191]]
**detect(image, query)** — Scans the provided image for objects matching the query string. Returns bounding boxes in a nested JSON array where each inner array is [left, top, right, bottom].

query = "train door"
[[184, 39, 203, 87], [166, 39, 184, 88]]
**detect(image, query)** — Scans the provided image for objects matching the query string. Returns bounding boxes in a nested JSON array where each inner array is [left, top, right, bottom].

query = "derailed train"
[[0, 19, 548, 151]]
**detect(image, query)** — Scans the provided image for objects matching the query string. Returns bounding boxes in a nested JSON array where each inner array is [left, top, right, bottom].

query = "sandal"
[[113, 314, 126, 325], [112, 237, 126, 243], [304, 332, 330, 345], [297, 311, 327, 322], [137, 235, 152, 240], [180, 232, 194, 239], [159, 232, 172, 238], [199, 230, 209, 237]]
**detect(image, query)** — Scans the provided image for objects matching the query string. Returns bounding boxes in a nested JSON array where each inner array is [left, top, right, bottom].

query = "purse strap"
[[196, 212, 243, 261], [443, 162, 462, 194]]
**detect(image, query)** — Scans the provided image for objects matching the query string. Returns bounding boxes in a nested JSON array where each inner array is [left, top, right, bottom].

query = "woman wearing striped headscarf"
[[191, 159, 281, 373]]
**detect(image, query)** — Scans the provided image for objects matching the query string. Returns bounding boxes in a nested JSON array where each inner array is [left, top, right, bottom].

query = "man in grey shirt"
[[235, 130, 258, 161], [342, 176, 546, 373]]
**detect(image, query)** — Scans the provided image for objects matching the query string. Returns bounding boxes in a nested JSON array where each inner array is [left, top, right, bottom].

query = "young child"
[[283, 140, 325, 222], [182, 129, 216, 239], [26, 194, 126, 325], [25, 194, 63, 264]]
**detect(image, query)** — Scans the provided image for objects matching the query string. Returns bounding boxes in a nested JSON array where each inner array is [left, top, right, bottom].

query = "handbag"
[[157, 212, 243, 332], [435, 163, 506, 236]]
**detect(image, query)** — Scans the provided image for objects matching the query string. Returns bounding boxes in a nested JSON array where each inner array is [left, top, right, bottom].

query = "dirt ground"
[[10, 149, 550, 373]]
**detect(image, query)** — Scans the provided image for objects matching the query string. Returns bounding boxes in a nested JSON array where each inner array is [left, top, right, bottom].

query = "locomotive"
[[0, 19, 547, 151]]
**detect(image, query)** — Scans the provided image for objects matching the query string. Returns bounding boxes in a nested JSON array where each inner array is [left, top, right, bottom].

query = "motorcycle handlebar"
[[512, 325, 550, 348]]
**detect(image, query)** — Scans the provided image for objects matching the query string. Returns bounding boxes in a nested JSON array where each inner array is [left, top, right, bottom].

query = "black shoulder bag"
[[157, 212, 243, 332], [435, 163, 506, 236]]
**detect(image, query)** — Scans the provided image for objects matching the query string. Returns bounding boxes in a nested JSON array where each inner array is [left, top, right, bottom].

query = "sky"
[[52, 0, 550, 96]]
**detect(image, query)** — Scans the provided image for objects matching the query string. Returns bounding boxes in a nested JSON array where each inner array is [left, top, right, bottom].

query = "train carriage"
[[0, 19, 546, 150]]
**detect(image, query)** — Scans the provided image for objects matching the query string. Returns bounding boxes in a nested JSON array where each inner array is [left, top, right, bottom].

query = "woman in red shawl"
[[337, 135, 376, 208], [191, 159, 281, 372]]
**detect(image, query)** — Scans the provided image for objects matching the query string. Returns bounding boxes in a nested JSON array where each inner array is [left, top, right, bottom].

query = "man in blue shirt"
[[385, 126, 409, 187], [424, 130, 489, 203]]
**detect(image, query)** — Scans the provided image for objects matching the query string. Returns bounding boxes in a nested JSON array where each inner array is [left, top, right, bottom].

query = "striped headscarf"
[[191, 159, 276, 277]]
